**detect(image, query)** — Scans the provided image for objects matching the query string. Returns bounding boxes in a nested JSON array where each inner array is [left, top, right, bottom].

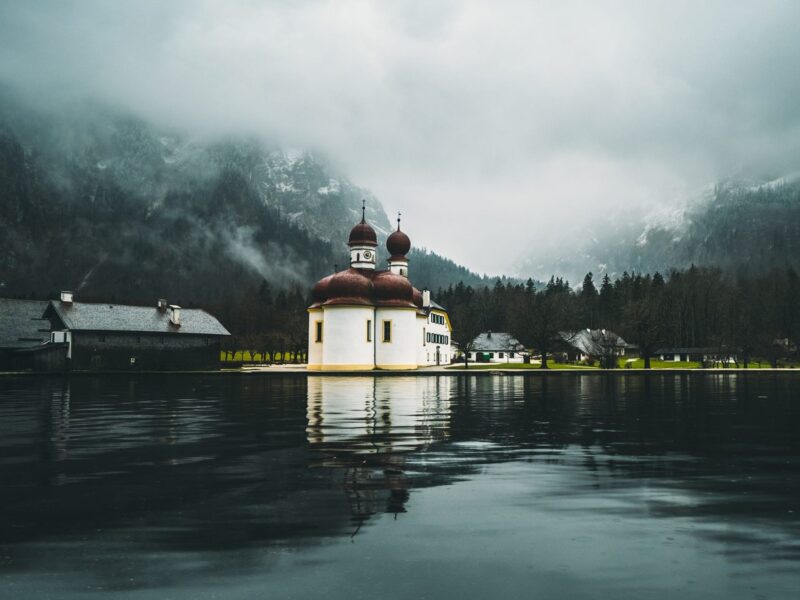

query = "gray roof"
[[47, 301, 230, 336], [430, 300, 447, 312], [471, 332, 525, 352], [0, 299, 50, 348], [561, 329, 629, 355]]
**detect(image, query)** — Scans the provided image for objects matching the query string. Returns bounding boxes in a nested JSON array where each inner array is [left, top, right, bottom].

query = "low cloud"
[[2, 1, 799, 274]]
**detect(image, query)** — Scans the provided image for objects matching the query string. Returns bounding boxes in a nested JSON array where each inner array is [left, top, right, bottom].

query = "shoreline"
[[1, 366, 799, 377]]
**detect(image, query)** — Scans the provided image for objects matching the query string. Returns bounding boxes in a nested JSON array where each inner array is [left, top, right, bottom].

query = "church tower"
[[348, 200, 378, 269], [386, 213, 411, 277]]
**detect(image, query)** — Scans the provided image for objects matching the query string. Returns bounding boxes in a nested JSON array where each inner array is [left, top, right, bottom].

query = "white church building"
[[307, 208, 452, 371]]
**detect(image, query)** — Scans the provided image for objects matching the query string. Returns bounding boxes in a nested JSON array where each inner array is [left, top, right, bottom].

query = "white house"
[[307, 207, 451, 371], [560, 329, 631, 363], [463, 331, 527, 364]]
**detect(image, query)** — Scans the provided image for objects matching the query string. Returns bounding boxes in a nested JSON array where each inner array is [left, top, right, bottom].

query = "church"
[[307, 207, 452, 371]]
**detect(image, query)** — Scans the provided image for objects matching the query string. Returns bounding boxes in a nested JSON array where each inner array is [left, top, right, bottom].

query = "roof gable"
[[0, 299, 50, 348], [47, 301, 230, 336], [471, 332, 525, 351]]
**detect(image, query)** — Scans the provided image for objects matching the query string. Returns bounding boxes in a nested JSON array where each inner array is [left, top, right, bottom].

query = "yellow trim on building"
[[376, 364, 418, 370], [307, 364, 323, 371], [319, 364, 376, 371]]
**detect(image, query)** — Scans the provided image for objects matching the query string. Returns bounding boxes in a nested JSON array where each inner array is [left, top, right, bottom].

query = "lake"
[[1, 373, 799, 599]]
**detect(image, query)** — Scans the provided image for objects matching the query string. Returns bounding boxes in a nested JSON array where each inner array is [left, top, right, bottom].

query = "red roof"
[[310, 268, 417, 308]]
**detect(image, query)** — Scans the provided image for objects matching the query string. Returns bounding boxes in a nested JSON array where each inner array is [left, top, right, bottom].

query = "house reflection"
[[306, 376, 452, 523]]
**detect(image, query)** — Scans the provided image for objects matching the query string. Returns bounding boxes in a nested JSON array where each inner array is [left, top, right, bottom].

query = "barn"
[[42, 293, 230, 371]]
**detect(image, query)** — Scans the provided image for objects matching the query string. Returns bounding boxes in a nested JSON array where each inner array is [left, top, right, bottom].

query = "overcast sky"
[[2, 1, 800, 274]]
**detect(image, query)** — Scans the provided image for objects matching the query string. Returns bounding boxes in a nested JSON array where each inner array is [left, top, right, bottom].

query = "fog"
[[2, 0, 800, 274]]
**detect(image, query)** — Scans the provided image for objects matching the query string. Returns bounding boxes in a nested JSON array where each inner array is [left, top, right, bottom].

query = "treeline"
[[209, 280, 308, 363], [438, 266, 800, 368]]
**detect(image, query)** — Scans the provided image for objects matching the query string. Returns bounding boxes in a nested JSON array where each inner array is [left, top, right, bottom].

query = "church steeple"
[[386, 211, 411, 277], [348, 199, 378, 269]]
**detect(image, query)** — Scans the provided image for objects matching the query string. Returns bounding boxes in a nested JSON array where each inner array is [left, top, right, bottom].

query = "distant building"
[[308, 207, 451, 370], [0, 299, 51, 370], [41, 293, 230, 371], [560, 329, 631, 364], [464, 331, 527, 363], [655, 347, 716, 362]]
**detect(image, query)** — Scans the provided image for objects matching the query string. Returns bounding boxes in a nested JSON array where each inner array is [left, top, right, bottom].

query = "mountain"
[[0, 88, 490, 304], [518, 175, 800, 282]]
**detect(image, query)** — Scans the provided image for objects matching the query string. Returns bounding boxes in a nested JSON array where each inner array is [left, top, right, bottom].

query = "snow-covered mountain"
[[0, 88, 488, 302], [517, 175, 800, 283]]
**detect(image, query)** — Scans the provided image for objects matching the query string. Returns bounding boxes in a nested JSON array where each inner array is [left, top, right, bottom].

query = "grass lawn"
[[446, 361, 598, 370], [220, 350, 302, 363], [617, 358, 702, 369]]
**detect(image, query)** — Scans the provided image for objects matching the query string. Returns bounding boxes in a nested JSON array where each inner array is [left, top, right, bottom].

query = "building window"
[[509, 352, 514, 358], [423, 328, 427, 345], [499, 352, 504, 358], [366, 320, 372, 342], [382, 320, 391, 343], [488, 352, 494, 358], [315, 321, 323, 343]]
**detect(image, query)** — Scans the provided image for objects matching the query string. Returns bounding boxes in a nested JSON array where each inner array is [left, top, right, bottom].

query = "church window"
[[382, 320, 392, 343], [314, 321, 323, 343], [366, 320, 372, 342]]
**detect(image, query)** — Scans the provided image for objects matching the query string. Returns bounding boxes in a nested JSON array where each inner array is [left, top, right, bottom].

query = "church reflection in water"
[[306, 376, 452, 524]]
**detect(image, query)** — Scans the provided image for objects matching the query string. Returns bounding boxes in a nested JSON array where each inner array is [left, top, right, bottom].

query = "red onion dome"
[[412, 287, 423, 309], [348, 218, 378, 247], [373, 271, 416, 308], [386, 228, 411, 259], [310, 274, 334, 308], [323, 269, 375, 306]]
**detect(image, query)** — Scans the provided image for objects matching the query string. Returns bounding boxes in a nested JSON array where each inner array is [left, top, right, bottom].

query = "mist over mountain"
[[518, 175, 800, 284], [0, 89, 493, 304]]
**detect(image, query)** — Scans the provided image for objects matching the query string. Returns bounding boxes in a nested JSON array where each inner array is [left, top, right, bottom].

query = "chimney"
[[168, 305, 181, 327], [60, 291, 73, 304], [422, 290, 431, 308], [157, 299, 168, 312]]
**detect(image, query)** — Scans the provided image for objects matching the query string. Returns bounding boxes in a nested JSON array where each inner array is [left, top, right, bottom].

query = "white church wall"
[[321, 306, 376, 370], [307, 309, 323, 369], [375, 307, 417, 369]]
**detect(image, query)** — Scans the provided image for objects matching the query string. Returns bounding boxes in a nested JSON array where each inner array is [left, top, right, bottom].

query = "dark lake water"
[[1, 373, 799, 599]]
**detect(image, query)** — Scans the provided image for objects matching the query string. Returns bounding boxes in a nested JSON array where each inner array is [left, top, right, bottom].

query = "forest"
[[213, 265, 799, 368], [440, 266, 800, 369]]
